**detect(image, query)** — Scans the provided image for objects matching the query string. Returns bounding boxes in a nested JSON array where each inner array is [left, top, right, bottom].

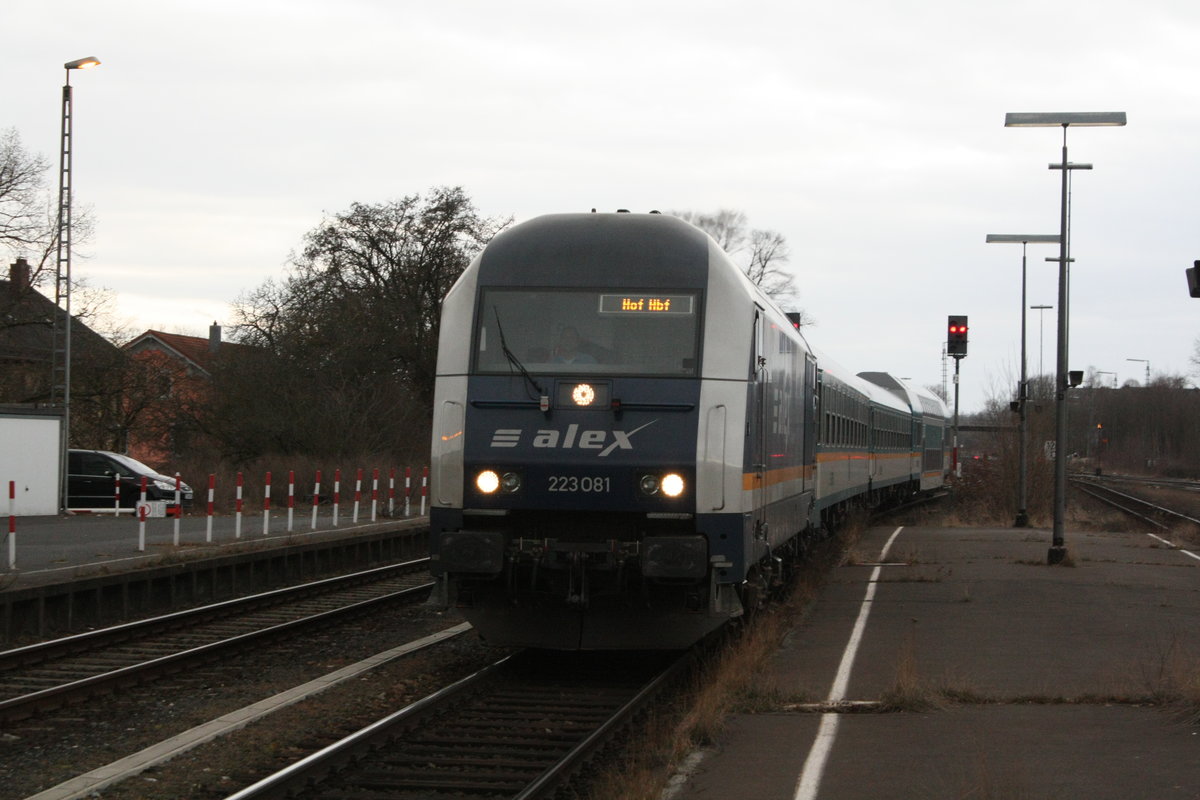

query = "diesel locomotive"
[[429, 211, 947, 649]]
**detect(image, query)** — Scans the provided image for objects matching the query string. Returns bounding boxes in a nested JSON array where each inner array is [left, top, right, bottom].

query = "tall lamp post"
[[53, 56, 101, 512], [1126, 358, 1150, 387], [1004, 111, 1126, 564], [986, 233, 1060, 528]]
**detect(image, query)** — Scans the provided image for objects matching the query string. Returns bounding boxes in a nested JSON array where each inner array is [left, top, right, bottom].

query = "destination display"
[[598, 294, 695, 314]]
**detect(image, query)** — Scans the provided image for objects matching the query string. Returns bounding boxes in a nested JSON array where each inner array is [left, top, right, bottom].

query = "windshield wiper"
[[493, 307, 545, 402]]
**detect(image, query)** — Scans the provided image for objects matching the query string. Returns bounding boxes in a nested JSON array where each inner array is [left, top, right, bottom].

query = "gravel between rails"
[[0, 602, 505, 800]]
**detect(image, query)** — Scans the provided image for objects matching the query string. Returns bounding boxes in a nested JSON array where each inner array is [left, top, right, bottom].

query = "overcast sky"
[[5, 0, 1199, 413]]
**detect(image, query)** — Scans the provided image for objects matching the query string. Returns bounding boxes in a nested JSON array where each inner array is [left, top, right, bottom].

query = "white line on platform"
[[1147, 533, 1200, 562], [794, 526, 904, 800]]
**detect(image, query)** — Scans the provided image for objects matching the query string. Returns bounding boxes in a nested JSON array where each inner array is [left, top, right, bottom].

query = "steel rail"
[[1072, 477, 1200, 528], [224, 650, 693, 800], [0, 557, 431, 670], [223, 656, 514, 800], [514, 649, 695, 799], [0, 562, 433, 722]]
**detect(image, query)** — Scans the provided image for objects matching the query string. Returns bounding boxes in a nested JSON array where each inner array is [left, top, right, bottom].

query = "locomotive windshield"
[[475, 288, 701, 376]]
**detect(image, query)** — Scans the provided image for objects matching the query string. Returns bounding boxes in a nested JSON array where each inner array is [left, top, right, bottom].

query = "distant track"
[[1070, 475, 1200, 530]]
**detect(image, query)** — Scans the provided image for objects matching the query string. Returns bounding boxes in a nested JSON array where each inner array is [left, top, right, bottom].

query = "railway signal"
[[947, 315, 968, 358], [1187, 260, 1200, 298]]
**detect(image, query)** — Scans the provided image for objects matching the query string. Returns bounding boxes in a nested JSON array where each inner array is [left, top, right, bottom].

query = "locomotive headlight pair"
[[475, 469, 522, 495], [639, 472, 685, 498]]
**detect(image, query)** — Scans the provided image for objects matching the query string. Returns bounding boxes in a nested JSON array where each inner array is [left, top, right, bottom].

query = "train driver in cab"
[[552, 326, 597, 364]]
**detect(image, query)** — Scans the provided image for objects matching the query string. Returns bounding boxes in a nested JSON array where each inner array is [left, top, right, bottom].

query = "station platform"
[[672, 524, 1200, 799], [1, 510, 426, 591], [0, 511, 429, 641]]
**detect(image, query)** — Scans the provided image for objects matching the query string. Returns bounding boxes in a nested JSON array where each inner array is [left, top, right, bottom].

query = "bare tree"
[[0, 128, 49, 260], [671, 208, 802, 313], [1, 126, 97, 300], [199, 186, 511, 462]]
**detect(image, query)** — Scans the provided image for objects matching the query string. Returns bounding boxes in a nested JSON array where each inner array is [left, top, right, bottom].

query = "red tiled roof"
[[124, 329, 250, 374]]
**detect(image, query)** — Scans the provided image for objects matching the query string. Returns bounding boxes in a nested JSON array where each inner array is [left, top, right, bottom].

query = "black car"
[[67, 450, 194, 510]]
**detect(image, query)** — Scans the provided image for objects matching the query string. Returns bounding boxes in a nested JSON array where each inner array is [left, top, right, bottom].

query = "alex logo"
[[490, 420, 657, 457]]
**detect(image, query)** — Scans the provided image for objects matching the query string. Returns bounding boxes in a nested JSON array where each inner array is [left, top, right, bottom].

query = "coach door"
[[751, 309, 767, 538], [803, 353, 818, 492]]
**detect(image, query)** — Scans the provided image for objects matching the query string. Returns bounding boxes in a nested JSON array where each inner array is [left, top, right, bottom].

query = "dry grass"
[[1136, 635, 1200, 724], [1170, 521, 1200, 547]]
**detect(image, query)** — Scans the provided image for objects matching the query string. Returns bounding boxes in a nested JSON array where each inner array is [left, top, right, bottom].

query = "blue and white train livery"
[[429, 212, 947, 650]]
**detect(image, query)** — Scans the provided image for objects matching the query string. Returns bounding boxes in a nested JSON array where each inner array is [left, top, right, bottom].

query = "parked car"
[[67, 449, 193, 510]]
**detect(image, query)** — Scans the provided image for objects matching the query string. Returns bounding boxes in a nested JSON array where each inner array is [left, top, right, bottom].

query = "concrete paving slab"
[[772, 526, 1200, 701], [676, 706, 1200, 799], [670, 524, 1200, 799]]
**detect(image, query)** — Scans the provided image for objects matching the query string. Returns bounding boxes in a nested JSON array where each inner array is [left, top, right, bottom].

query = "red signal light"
[[947, 315, 968, 357]]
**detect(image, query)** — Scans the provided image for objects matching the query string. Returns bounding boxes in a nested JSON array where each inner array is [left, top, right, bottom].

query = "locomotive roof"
[[477, 212, 714, 288]]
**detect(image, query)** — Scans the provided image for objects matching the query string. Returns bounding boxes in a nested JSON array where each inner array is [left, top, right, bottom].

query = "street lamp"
[[1126, 358, 1150, 387], [986, 233, 1060, 528], [53, 55, 101, 512], [1031, 304, 1053, 379], [1004, 110, 1126, 564]]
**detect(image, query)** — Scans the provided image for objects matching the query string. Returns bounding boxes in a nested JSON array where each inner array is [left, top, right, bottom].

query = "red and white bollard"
[[311, 469, 322, 531], [333, 468, 341, 527], [7, 480, 15, 570], [235, 472, 244, 539], [263, 471, 272, 536], [206, 474, 215, 543], [173, 472, 182, 547], [287, 470, 295, 533], [352, 468, 362, 524], [420, 466, 428, 516], [404, 467, 412, 517], [138, 476, 148, 552], [387, 467, 396, 517], [371, 468, 379, 522], [113, 472, 121, 516]]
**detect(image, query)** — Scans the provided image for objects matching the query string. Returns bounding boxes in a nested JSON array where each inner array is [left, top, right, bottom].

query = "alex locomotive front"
[[429, 214, 739, 649], [462, 377, 699, 512], [429, 211, 948, 650]]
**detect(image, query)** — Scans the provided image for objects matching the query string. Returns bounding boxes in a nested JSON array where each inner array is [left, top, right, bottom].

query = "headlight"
[[571, 383, 596, 406], [639, 472, 686, 498], [152, 479, 176, 492], [500, 472, 522, 493], [476, 470, 500, 494], [475, 470, 521, 494]]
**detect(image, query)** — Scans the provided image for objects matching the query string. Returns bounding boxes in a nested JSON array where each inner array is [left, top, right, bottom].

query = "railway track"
[[1070, 475, 1200, 531], [226, 648, 693, 800], [1077, 472, 1200, 492], [0, 557, 434, 723]]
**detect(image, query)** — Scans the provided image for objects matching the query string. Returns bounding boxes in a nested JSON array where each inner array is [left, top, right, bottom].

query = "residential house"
[[1, 257, 125, 448], [122, 323, 244, 464]]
